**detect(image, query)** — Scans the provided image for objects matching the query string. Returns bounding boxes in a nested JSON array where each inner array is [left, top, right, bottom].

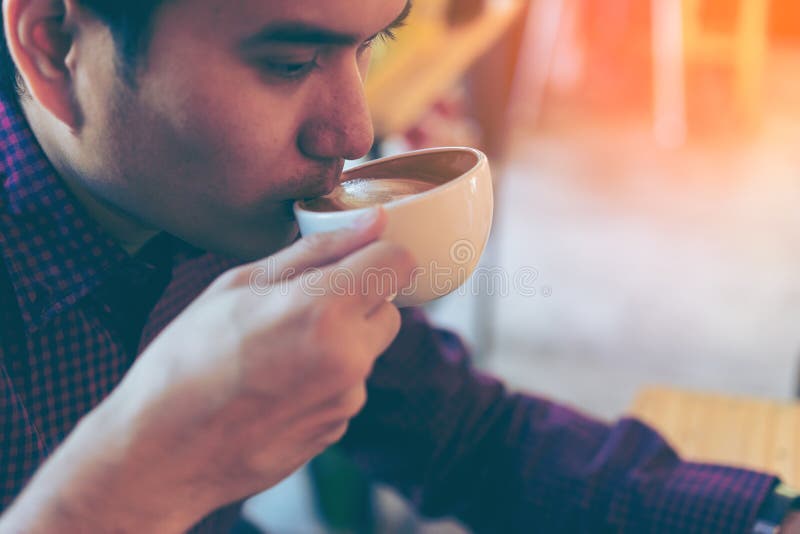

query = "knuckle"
[[324, 422, 350, 444], [344, 386, 368, 416], [213, 266, 248, 290], [397, 249, 418, 279], [382, 305, 403, 336], [396, 245, 418, 269], [382, 243, 417, 276], [314, 420, 351, 449], [330, 346, 371, 387], [328, 348, 367, 385]]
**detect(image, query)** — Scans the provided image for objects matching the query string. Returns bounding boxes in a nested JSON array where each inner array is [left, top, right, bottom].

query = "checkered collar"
[[0, 95, 130, 333]]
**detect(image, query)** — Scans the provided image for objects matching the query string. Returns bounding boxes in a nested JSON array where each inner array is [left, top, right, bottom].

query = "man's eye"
[[358, 38, 376, 55], [261, 58, 319, 80]]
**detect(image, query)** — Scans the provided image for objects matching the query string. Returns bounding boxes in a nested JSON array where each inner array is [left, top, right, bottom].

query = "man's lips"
[[293, 159, 345, 200]]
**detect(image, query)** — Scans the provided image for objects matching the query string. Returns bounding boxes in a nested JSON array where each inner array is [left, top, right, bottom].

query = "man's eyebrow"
[[241, 1, 413, 48]]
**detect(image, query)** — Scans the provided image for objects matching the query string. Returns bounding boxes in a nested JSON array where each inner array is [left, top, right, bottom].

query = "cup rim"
[[293, 146, 487, 218]]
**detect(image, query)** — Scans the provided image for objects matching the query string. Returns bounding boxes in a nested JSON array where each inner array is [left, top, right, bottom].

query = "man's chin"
[[197, 217, 299, 261], [239, 220, 300, 261]]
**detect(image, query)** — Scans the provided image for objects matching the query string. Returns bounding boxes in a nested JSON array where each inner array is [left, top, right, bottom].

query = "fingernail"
[[351, 208, 380, 229]]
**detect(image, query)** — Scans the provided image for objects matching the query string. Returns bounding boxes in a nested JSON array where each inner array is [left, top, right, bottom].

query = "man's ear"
[[3, 0, 82, 129]]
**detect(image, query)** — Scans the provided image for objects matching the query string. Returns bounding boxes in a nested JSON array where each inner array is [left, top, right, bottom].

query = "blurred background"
[[244, 0, 800, 531]]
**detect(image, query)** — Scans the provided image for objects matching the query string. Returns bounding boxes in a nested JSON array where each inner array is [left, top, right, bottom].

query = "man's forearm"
[[343, 309, 778, 532], [0, 396, 198, 534]]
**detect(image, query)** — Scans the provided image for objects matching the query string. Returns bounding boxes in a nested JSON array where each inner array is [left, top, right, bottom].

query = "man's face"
[[69, 0, 408, 259]]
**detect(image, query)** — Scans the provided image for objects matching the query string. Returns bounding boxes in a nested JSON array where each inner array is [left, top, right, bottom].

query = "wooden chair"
[[652, 0, 770, 145], [366, 0, 530, 161]]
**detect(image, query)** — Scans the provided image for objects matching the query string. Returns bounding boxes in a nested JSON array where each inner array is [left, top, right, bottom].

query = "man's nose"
[[297, 61, 375, 161]]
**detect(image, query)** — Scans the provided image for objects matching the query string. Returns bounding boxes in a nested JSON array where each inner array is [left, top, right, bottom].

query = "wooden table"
[[630, 387, 800, 487]]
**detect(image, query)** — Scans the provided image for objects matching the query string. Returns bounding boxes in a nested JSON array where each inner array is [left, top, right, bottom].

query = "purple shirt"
[[0, 94, 778, 532]]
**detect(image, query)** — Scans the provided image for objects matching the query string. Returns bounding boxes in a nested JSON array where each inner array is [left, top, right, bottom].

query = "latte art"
[[304, 178, 438, 212]]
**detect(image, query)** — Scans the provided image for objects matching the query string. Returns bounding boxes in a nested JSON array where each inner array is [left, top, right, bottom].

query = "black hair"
[[0, 1, 166, 99]]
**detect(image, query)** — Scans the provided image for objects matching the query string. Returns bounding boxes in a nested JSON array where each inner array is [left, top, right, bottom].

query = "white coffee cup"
[[293, 146, 494, 307]]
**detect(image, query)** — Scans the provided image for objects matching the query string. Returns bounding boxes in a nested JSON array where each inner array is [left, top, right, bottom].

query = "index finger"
[[322, 241, 418, 315], [243, 208, 387, 287]]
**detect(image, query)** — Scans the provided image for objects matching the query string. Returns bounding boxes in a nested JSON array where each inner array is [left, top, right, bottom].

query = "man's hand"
[[0, 208, 416, 533]]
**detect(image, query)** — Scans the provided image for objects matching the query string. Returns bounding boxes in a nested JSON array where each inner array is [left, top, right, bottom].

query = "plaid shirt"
[[0, 93, 778, 533]]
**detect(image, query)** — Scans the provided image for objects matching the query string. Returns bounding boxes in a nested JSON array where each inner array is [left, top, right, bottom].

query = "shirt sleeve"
[[340, 308, 778, 533], [0, 363, 47, 512]]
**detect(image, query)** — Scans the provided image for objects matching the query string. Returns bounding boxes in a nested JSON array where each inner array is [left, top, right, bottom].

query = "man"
[[0, 0, 796, 532]]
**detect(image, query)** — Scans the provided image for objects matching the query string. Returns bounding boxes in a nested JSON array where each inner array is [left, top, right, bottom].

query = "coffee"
[[304, 177, 437, 212]]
